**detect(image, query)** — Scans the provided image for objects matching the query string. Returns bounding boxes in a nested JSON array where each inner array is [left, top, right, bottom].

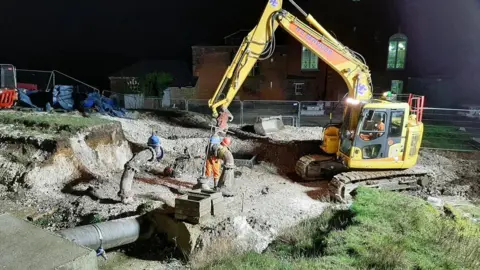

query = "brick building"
[[192, 31, 348, 102]]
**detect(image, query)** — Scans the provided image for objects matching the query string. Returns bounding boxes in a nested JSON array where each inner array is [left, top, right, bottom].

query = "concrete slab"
[[0, 213, 97, 270]]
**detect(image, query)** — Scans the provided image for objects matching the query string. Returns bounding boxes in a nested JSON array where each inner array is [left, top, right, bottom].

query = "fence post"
[[185, 99, 189, 111], [297, 101, 302, 127]]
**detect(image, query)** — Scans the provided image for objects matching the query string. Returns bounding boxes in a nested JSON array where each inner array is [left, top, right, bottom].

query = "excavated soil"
[[1, 109, 480, 268]]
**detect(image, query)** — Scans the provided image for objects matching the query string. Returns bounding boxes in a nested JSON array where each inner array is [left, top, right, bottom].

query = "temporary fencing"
[[104, 94, 480, 151]]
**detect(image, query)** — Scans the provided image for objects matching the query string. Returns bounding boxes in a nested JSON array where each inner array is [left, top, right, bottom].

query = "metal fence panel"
[[422, 107, 480, 151], [75, 91, 480, 152], [241, 100, 299, 126], [298, 101, 343, 127], [143, 97, 162, 110]]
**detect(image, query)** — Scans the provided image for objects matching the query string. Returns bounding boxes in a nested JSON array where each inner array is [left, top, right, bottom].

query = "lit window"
[[390, 80, 403, 94], [395, 41, 406, 69], [294, 82, 304, 95], [387, 41, 398, 69], [301, 46, 318, 70], [386, 33, 407, 70]]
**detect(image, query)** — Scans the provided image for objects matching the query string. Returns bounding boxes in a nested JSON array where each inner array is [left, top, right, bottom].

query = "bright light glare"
[[346, 97, 360, 105]]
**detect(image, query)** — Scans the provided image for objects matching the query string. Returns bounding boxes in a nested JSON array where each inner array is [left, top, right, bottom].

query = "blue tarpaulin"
[[82, 92, 128, 118], [17, 89, 41, 110], [16, 85, 129, 118], [53, 85, 74, 110]]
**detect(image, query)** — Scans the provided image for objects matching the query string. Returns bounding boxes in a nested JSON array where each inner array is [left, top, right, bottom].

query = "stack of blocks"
[[174, 189, 225, 224]]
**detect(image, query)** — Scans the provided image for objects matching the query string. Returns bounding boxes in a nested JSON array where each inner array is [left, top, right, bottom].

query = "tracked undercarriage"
[[296, 155, 432, 203]]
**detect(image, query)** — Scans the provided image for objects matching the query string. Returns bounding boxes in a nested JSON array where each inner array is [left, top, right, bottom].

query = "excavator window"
[[389, 110, 405, 137], [359, 110, 386, 141]]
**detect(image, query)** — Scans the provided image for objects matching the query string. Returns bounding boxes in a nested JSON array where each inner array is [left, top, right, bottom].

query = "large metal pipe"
[[57, 216, 153, 250]]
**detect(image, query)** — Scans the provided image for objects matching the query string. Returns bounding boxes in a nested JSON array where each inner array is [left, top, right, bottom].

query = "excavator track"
[[296, 155, 432, 203]]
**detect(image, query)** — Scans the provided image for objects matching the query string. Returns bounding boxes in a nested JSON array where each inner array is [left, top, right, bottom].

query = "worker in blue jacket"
[[118, 133, 164, 204]]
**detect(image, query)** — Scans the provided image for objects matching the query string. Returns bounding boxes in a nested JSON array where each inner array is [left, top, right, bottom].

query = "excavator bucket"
[[254, 116, 285, 135]]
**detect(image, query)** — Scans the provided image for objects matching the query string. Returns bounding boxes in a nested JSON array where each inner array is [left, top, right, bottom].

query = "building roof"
[[109, 60, 195, 87]]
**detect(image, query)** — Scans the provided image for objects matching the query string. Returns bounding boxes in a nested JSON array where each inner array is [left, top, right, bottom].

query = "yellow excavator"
[[208, 0, 428, 202]]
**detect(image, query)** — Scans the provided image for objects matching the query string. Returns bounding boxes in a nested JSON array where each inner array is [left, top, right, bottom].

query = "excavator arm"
[[208, 0, 373, 117]]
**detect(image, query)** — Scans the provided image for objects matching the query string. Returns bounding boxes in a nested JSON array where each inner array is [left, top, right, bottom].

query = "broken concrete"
[[147, 210, 202, 255]]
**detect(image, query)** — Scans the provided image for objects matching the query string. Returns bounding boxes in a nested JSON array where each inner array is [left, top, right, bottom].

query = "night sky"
[[2, 0, 479, 103], [0, 0, 394, 88]]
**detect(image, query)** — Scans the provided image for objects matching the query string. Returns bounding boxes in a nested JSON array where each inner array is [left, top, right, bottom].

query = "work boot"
[[193, 177, 211, 190], [219, 186, 235, 197]]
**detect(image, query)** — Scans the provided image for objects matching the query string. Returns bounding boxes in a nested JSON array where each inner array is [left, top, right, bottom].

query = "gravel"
[[1, 110, 479, 268]]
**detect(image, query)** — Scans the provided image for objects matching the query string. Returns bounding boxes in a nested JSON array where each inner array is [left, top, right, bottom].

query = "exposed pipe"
[[217, 148, 236, 193], [57, 216, 153, 251]]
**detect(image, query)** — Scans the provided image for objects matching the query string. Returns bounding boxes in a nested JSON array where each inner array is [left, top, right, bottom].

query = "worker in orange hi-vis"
[[205, 134, 222, 189], [216, 105, 234, 135], [359, 114, 385, 141]]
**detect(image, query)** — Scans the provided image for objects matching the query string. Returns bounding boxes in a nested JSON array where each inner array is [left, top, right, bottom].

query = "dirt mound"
[[137, 109, 215, 130], [0, 123, 132, 194], [417, 150, 480, 199]]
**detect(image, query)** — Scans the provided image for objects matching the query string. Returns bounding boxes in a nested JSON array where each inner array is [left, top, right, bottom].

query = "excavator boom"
[[208, 0, 372, 117]]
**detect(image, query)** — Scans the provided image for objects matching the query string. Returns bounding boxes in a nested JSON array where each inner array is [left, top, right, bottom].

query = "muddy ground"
[[0, 109, 479, 269]]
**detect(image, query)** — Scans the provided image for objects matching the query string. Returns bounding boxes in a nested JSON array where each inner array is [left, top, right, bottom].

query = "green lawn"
[[422, 124, 476, 151], [198, 188, 480, 270], [0, 111, 111, 134]]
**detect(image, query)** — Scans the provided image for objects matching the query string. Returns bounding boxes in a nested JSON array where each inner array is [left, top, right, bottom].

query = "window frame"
[[386, 34, 408, 70], [294, 82, 305, 96], [301, 46, 319, 71]]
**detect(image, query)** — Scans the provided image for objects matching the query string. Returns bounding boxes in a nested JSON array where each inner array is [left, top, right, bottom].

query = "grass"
[[0, 111, 111, 134], [422, 124, 475, 150], [198, 188, 480, 270]]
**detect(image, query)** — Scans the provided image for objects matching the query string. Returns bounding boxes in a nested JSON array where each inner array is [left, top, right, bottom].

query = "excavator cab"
[[337, 101, 423, 170], [0, 64, 18, 109]]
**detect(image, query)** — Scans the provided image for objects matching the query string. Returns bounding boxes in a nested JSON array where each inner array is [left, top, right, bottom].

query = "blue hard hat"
[[210, 135, 221, 144], [147, 134, 161, 146]]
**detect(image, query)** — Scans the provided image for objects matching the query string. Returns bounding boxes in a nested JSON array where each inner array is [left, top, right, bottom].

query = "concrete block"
[[199, 190, 223, 199], [212, 202, 226, 216], [212, 196, 224, 204], [0, 213, 97, 270], [147, 212, 201, 255], [174, 212, 211, 225], [175, 206, 211, 218], [175, 195, 211, 212], [187, 191, 210, 198]]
